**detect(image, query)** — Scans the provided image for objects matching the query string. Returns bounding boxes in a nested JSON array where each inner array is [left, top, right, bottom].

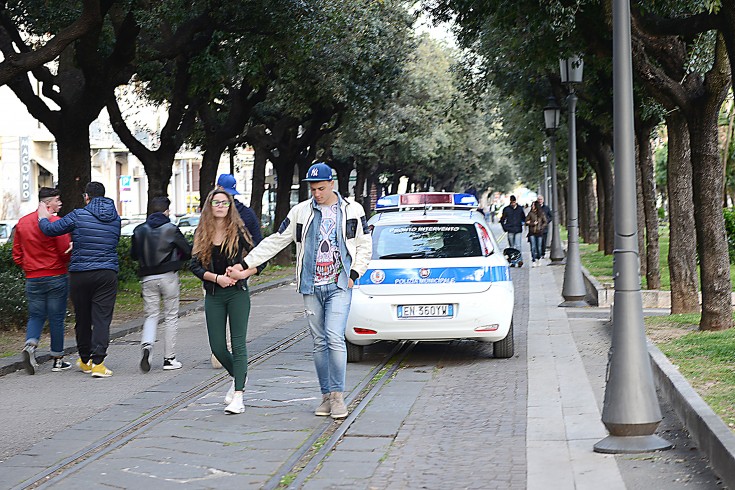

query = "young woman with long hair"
[[190, 189, 255, 414], [525, 200, 547, 267]]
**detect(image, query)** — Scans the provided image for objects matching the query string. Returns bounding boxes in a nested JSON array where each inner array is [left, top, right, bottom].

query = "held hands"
[[215, 273, 238, 287], [226, 263, 257, 281]]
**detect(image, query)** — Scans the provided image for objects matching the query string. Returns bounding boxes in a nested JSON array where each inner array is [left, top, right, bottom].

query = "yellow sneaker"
[[90, 362, 113, 378], [76, 358, 92, 373]]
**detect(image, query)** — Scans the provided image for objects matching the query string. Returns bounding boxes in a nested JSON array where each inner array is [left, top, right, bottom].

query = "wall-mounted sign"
[[120, 175, 132, 191], [20, 137, 31, 202]]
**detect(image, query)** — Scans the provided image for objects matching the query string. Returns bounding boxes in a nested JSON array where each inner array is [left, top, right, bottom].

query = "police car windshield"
[[373, 224, 482, 260]]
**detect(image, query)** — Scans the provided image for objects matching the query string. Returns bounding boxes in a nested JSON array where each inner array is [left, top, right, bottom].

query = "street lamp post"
[[543, 97, 565, 263], [593, 0, 671, 454], [559, 56, 588, 306]]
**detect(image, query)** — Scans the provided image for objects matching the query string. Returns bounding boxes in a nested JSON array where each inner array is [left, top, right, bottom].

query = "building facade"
[[0, 85, 263, 221]]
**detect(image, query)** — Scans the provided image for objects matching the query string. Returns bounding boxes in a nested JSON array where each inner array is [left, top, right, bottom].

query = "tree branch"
[[0, 0, 102, 85]]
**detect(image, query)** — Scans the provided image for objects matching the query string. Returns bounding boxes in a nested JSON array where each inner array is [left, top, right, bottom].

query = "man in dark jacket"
[[131, 196, 192, 373], [500, 195, 526, 266], [216, 173, 263, 244], [38, 181, 121, 378]]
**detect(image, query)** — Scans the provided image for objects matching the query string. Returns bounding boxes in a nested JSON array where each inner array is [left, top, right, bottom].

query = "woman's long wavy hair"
[[192, 189, 252, 267]]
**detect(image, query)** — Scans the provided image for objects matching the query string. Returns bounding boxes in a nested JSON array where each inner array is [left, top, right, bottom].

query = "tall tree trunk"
[[590, 140, 614, 254], [272, 156, 297, 265], [636, 121, 661, 289], [579, 171, 598, 243], [666, 113, 700, 313], [56, 129, 93, 214], [636, 154, 647, 279], [250, 145, 268, 223], [689, 97, 732, 331]]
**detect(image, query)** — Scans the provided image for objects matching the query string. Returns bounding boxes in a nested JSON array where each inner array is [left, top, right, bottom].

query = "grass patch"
[[576, 225, 735, 290], [646, 313, 735, 431]]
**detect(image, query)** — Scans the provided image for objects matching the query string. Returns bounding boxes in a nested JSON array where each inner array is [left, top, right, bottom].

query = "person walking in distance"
[[209, 174, 264, 370], [38, 181, 121, 378], [526, 201, 548, 267], [13, 187, 72, 374], [536, 195, 552, 258], [232, 162, 372, 419], [190, 189, 261, 414], [500, 195, 526, 267], [131, 196, 192, 373]]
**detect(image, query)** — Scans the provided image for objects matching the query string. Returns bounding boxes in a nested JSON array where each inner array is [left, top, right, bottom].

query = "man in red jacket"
[[12, 187, 72, 374]]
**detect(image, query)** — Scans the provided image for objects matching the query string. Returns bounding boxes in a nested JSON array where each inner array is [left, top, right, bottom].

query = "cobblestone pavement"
[[0, 240, 726, 489]]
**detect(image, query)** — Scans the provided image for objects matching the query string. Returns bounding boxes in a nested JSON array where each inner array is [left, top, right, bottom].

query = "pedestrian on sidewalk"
[[526, 201, 547, 267], [38, 181, 121, 378], [131, 196, 192, 373], [536, 195, 552, 257], [190, 189, 261, 415], [500, 195, 525, 266], [208, 174, 265, 370], [13, 187, 72, 374], [232, 162, 372, 420]]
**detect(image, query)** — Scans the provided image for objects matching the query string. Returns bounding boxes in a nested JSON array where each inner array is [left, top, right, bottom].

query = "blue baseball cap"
[[303, 163, 334, 182], [216, 174, 239, 195]]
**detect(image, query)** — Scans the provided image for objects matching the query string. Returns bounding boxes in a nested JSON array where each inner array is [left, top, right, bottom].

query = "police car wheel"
[[346, 340, 364, 363], [493, 321, 514, 359]]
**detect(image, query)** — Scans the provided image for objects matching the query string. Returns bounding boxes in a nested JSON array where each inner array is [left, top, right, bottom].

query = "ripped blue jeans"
[[303, 283, 353, 394]]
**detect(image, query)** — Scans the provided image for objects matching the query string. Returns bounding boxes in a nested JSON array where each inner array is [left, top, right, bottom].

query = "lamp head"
[[559, 55, 584, 86], [543, 96, 561, 131]]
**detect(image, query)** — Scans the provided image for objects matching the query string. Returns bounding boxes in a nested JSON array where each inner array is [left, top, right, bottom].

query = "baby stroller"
[[498, 232, 523, 267]]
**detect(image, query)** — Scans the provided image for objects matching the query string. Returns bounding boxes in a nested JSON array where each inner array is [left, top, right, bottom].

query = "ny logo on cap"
[[311, 168, 319, 176]]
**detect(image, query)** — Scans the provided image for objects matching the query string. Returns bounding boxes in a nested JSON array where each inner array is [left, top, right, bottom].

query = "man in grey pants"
[[131, 196, 192, 372]]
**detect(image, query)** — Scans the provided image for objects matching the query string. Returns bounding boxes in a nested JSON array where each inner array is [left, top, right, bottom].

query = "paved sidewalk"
[[526, 261, 624, 489]]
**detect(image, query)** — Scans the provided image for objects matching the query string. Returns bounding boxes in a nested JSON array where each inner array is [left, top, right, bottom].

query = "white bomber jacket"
[[244, 192, 372, 294]]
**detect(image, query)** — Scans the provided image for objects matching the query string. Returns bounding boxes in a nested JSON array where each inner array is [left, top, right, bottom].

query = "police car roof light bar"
[[375, 192, 478, 211]]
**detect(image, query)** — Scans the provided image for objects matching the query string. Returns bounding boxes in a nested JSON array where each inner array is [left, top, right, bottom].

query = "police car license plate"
[[398, 304, 453, 319]]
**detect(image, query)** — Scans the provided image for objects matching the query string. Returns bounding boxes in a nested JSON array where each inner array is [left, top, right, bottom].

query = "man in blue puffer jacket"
[[38, 181, 121, 378]]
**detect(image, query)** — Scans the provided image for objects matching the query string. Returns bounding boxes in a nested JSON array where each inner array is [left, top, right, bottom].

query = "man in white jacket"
[[234, 163, 372, 419]]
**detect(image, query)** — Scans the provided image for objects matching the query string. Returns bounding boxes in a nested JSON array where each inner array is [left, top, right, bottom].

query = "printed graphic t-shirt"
[[314, 203, 342, 285]]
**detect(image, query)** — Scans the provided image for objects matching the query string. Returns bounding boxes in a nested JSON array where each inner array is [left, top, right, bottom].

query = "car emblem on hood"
[[419, 268, 430, 278]]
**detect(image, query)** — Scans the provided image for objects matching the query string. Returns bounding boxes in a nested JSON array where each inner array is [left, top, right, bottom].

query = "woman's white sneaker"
[[224, 392, 244, 414]]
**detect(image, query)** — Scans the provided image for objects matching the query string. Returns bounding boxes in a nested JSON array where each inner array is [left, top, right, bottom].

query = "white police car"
[[346, 192, 515, 362]]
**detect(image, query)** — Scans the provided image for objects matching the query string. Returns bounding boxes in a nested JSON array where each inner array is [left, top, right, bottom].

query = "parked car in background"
[[0, 220, 19, 245], [345, 192, 515, 362], [120, 220, 145, 237], [175, 214, 200, 235]]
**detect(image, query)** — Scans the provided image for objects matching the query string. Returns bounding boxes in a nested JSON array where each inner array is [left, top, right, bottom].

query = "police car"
[[346, 192, 515, 362]]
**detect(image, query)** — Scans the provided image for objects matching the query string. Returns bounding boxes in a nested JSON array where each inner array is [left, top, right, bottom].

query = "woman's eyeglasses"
[[210, 199, 231, 208]]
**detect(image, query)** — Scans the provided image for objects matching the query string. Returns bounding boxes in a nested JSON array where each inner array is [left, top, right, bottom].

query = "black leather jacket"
[[190, 233, 261, 295], [130, 213, 192, 277]]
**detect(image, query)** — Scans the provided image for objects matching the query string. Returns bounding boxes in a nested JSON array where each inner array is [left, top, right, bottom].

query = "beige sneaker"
[[329, 392, 348, 419], [211, 353, 222, 369], [314, 394, 331, 416]]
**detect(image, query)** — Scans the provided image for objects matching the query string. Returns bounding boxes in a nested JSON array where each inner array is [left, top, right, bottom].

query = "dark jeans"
[[70, 270, 118, 364], [541, 228, 549, 256], [25, 274, 69, 356], [530, 235, 544, 261]]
